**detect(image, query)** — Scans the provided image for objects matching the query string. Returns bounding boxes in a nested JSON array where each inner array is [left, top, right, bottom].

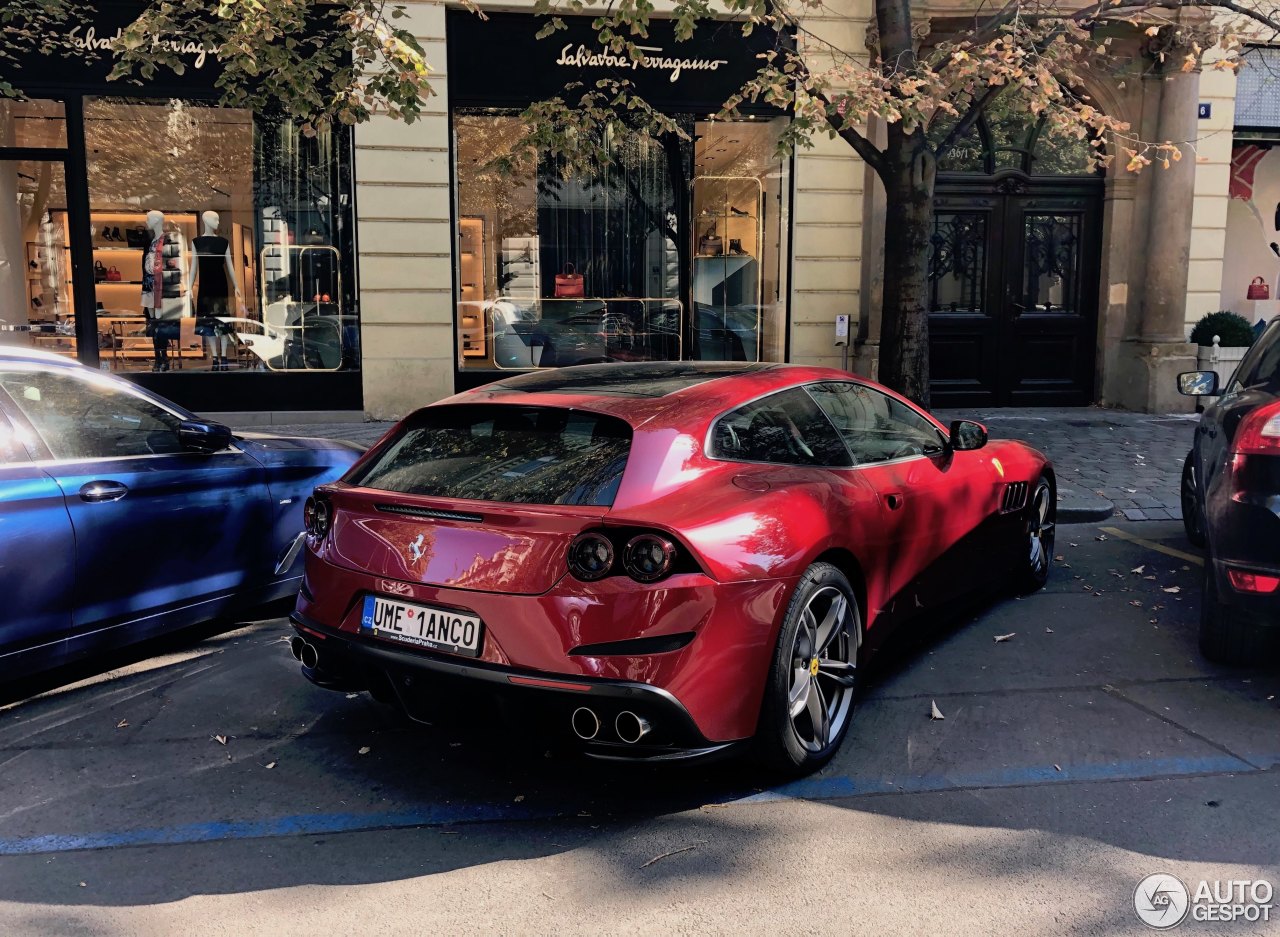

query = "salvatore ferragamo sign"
[[555, 43, 730, 83], [67, 25, 211, 69]]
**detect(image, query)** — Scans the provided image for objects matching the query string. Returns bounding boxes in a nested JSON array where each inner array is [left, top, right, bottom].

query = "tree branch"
[[812, 88, 889, 178]]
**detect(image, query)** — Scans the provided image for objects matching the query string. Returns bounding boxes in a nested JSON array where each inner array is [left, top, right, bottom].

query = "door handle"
[[884, 492, 904, 511], [80, 480, 129, 503]]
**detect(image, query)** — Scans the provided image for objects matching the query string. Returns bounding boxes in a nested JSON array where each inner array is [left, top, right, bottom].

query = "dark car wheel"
[[1181, 453, 1208, 548], [756, 562, 860, 775], [1011, 474, 1056, 594], [1199, 552, 1278, 664]]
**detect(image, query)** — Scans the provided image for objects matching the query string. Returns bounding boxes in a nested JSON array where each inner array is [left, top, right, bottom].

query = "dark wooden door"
[[928, 179, 1102, 407]]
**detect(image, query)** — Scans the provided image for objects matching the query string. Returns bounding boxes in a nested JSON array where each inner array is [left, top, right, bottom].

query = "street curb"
[[1056, 485, 1115, 524]]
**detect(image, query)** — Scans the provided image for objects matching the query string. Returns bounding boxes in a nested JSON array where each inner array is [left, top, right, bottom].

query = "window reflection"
[[454, 113, 788, 371]]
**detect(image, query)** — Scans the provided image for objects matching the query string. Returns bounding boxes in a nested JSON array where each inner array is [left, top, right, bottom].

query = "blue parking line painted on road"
[[0, 753, 1264, 857], [738, 754, 1259, 805]]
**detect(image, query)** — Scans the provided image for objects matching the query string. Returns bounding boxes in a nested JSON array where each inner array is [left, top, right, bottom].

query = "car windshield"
[[348, 404, 632, 506]]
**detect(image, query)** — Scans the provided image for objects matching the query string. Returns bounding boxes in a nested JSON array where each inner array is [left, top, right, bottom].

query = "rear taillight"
[[567, 532, 614, 582], [1233, 401, 1280, 456], [622, 534, 676, 583], [304, 495, 332, 539], [567, 528, 694, 584], [1226, 568, 1280, 594]]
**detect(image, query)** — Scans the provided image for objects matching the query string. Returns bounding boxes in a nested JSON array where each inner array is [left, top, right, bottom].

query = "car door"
[[0, 364, 272, 632], [0, 404, 78, 672], [806, 381, 997, 620]]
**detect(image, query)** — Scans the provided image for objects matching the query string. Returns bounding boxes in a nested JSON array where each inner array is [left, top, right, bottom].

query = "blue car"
[[0, 347, 362, 681]]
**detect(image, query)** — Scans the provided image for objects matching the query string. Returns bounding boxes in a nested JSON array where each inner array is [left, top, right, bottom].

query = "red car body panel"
[[295, 364, 1051, 747]]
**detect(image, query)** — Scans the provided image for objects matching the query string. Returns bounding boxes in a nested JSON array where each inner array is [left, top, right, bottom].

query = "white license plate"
[[360, 595, 483, 658]]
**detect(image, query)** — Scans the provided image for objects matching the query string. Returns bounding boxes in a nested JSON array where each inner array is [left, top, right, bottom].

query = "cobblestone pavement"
[[237, 407, 1200, 523], [936, 407, 1198, 522]]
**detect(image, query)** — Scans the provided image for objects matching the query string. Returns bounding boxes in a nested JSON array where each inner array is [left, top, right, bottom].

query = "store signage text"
[[555, 43, 729, 83], [67, 25, 210, 70]]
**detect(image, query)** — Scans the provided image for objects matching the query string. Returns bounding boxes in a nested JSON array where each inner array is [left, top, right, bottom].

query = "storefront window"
[[78, 98, 357, 374], [0, 99, 67, 149], [454, 112, 788, 373], [1, 159, 74, 353]]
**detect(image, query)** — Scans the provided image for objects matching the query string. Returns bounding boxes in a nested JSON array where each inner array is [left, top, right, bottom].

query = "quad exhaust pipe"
[[571, 707, 600, 740], [615, 711, 651, 744], [290, 635, 320, 670], [570, 707, 651, 743]]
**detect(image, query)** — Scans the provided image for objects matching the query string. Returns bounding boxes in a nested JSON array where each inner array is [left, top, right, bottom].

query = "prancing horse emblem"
[[408, 533, 426, 563]]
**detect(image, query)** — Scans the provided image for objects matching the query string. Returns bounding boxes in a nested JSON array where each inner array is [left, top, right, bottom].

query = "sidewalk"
[[935, 407, 1197, 523], [238, 407, 1199, 525]]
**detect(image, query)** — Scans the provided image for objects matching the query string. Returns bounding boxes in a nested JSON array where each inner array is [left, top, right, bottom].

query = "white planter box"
[[1196, 339, 1250, 388]]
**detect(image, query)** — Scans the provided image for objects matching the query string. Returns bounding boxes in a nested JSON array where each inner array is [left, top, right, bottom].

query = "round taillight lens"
[[622, 534, 676, 583], [567, 532, 614, 581], [305, 496, 331, 538]]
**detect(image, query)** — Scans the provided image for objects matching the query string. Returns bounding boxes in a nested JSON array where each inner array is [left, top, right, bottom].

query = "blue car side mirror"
[[178, 419, 233, 453]]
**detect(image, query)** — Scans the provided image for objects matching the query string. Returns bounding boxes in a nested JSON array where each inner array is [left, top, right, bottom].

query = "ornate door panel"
[[928, 180, 1101, 407]]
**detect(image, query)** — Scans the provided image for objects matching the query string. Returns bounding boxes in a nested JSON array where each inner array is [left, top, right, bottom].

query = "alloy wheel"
[[786, 586, 857, 753], [1028, 481, 1056, 577]]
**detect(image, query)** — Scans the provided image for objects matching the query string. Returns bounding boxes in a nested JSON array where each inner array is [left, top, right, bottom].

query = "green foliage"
[[1190, 311, 1256, 348], [2, 0, 434, 134]]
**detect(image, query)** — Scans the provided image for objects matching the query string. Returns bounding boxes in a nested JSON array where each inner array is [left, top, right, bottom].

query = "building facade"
[[1, 1, 1269, 419]]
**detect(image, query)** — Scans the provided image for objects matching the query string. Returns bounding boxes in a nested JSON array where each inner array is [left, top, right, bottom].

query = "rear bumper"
[[295, 549, 796, 742], [291, 613, 737, 761]]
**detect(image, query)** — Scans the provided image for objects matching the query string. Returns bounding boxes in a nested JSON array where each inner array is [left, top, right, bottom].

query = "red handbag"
[[107, 266, 122, 282], [1247, 276, 1270, 300], [554, 263, 584, 299]]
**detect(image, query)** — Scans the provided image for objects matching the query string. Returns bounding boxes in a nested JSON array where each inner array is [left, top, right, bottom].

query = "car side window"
[[0, 369, 185, 460], [1228, 321, 1280, 393], [711, 387, 851, 467], [806, 381, 945, 465]]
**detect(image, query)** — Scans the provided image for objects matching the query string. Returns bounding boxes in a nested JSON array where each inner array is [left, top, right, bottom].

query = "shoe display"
[[111, 226, 122, 241]]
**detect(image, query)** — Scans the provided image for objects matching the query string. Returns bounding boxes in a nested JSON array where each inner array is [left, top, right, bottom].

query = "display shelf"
[[458, 216, 487, 359]]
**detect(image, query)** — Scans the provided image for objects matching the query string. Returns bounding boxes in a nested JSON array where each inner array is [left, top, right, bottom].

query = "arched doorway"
[[928, 110, 1104, 407]]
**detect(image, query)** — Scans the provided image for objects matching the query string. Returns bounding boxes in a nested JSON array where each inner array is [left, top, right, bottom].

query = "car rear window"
[[348, 404, 632, 506]]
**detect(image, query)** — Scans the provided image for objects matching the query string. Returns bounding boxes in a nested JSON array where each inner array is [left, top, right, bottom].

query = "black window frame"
[[806, 380, 948, 467]]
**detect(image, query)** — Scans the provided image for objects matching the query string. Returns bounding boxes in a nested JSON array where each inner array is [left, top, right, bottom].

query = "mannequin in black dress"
[[188, 210, 243, 370]]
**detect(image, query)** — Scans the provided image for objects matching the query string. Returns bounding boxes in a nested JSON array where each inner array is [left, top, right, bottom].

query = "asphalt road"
[[1, 521, 1277, 936]]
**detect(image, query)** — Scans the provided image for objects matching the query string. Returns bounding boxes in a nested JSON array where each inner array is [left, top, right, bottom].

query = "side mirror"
[[950, 419, 988, 452], [1177, 370, 1220, 396], [178, 419, 233, 453]]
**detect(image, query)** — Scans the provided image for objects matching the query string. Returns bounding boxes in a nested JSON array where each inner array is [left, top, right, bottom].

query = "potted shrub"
[[1191, 311, 1254, 386]]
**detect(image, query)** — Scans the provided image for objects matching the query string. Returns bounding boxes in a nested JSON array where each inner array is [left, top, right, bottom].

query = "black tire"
[[1181, 453, 1208, 549], [1011, 473, 1056, 595], [755, 562, 861, 776], [1199, 552, 1278, 664]]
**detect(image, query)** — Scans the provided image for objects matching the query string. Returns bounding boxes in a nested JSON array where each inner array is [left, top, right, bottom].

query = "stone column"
[[1115, 32, 1201, 412]]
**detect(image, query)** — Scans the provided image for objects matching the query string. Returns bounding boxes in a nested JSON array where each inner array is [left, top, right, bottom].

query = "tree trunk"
[[872, 0, 935, 408], [877, 129, 936, 408]]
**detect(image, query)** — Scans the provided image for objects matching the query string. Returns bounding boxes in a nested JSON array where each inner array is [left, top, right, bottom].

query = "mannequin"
[[140, 209, 172, 371], [188, 210, 243, 370]]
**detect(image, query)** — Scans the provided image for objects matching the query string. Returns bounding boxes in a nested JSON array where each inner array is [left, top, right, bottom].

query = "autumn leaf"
[[116, 719, 129, 729], [930, 700, 945, 720], [212, 734, 227, 746], [358, 746, 371, 755], [994, 633, 1016, 642]]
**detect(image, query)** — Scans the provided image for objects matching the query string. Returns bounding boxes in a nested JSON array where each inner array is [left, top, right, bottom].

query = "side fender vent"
[[1001, 481, 1029, 513]]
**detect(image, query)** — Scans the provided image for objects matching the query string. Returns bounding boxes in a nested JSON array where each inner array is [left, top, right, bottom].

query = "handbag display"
[[1247, 276, 1270, 300], [124, 226, 150, 249], [698, 224, 723, 256], [554, 263, 584, 299], [106, 266, 122, 282], [94, 261, 108, 283]]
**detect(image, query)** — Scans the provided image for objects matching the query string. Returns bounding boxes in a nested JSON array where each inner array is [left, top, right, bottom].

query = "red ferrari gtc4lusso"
[[290, 363, 1054, 773]]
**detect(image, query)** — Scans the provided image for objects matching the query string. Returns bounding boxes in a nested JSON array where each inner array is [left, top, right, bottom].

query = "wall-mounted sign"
[[1199, 102, 1213, 120], [835, 314, 850, 340], [448, 10, 782, 112]]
